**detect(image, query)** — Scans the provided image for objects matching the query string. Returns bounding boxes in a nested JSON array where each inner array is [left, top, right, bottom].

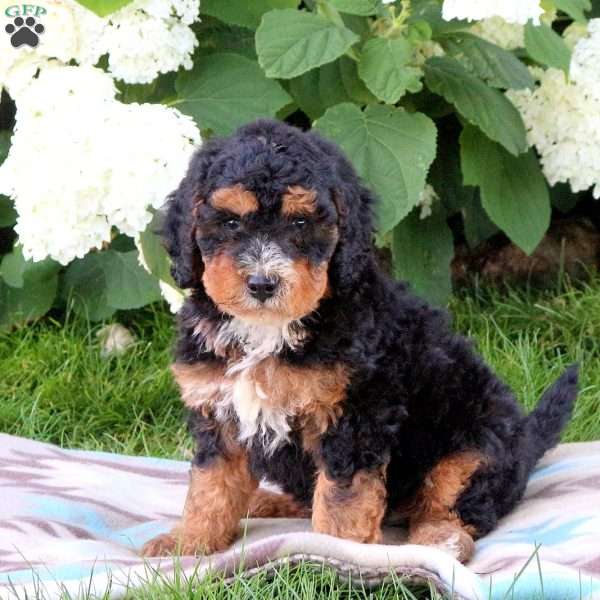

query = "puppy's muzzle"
[[246, 274, 280, 303]]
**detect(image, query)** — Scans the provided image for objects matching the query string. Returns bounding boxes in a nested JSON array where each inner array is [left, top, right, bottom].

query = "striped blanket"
[[1, 434, 599, 600]]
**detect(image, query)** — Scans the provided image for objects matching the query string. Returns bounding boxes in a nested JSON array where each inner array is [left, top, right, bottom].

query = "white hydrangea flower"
[[417, 184, 438, 219], [0, 53, 50, 99], [146, 0, 204, 23], [0, 0, 85, 96], [159, 280, 187, 313], [507, 68, 600, 199], [0, 66, 200, 264], [442, 0, 543, 25], [101, 1, 198, 84], [136, 239, 188, 313], [570, 19, 600, 102], [470, 17, 524, 50], [470, 9, 554, 50], [68, 2, 108, 65], [0, 0, 200, 92]]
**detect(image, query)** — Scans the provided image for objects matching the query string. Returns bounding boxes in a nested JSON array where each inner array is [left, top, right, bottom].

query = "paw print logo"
[[5, 16, 45, 48]]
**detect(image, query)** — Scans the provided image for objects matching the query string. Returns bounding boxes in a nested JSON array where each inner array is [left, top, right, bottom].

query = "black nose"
[[247, 274, 279, 302]]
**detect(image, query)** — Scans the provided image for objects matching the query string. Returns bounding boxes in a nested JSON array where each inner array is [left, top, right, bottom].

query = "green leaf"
[[102, 250, 161, 310], [329, 0, 379, 15], [462, 192, 498, 248], [117, 81, 158, 104], [407, 20, 433, 44], [554, 0, 591, 23], [110, 234, 137, 252], [460, 125, 550, 254], [550, 182, 579, 214], [424, 57, 527, 155], [0, 132, 14, 226], [0, 245, 26, 287], [290, 62, 347, 120], [358, 37, 423, 104], [139, 214, 177, 287], [340, 12, 371, 36], [62, 253, 116, 321], [63, 249, 161, 317], [73, 0, 135, 17], [0, 257, 60, 328], [0, 246, 60, 289], [201, 0, 299, 29], [524, 22, 571, 72], [256, 9, 359, 79], [0, 197, 16, 227], [276, 101, 298, 121], [391, 205, 453, 306], [196, 18, 258, 60], [338, 56, 377, 104], [175, 53, 292, 135], [314, 103, 437, 234], [0, 130, 9, 164], [439, 32, 534, 90], [289, 57, 375, 120], [427, 124, 475, 215]]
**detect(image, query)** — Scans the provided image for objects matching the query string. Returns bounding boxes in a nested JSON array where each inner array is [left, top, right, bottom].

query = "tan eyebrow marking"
[[210, 184, 259, 216], [281, 185, 317, 216]]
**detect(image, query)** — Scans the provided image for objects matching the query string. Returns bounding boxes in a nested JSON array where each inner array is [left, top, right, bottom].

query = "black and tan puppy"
[[142, 119, 578, 562]]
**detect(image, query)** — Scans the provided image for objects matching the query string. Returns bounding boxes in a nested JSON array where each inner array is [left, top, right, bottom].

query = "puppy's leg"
[[142, 449, 257, 556], [407, 451, 483, 563], [312, 467, 387, 543]]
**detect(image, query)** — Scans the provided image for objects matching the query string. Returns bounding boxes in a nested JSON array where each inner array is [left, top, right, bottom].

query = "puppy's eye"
[[292, 217, 307, 228], [223, 218, 240, 231]]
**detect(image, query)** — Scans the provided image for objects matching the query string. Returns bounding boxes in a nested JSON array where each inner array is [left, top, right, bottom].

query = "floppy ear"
[[161, 139, 226, 289], [329, 179, 376, 292], [308, 133, 376, 292]]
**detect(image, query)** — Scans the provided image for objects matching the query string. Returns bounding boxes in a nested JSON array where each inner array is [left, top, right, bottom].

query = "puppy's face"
[[195, 183, 339, 323]]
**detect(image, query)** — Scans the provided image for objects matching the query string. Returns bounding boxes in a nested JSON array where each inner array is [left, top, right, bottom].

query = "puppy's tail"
[[526, 364, 579, 463]]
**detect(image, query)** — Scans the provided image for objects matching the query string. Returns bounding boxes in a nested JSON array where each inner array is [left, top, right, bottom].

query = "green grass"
[[0, 307, 187, 458], [451, 280, 600, 442], [2, 277, 600, 599], [123, 560, 445, 600]]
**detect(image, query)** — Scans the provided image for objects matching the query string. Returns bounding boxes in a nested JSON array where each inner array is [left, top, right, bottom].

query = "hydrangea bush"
[[0, 0, 598, 327]]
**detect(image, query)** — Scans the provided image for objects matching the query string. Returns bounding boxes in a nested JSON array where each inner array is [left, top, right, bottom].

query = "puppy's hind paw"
[[141, 533, 179, 557], [409, 522, 475, 563], [140, 529, 234, 557]]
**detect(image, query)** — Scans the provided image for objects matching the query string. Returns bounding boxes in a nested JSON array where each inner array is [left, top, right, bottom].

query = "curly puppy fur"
[[141, 119, 578, 562]]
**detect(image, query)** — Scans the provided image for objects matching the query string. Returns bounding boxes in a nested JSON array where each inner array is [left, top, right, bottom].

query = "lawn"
[[1, 277, 599, 599]]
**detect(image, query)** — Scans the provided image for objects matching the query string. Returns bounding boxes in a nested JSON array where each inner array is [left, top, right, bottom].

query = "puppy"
[[142, 119, 578, 563]]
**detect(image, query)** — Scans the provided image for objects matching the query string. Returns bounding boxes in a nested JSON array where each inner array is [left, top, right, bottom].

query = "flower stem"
[[385, 0, 412, 37]]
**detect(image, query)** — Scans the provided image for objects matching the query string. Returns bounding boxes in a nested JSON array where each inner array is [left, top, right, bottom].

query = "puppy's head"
[[164, 120, 374, 324]]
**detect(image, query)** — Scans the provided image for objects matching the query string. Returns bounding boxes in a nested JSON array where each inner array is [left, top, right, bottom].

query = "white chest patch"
[[211, 318, 306, 453]]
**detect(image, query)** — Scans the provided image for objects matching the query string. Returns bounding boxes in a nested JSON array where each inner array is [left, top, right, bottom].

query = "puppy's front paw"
[[140, 529, 234, 557], [313, 515, 383, 544], [312, 470, 386, 544]]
